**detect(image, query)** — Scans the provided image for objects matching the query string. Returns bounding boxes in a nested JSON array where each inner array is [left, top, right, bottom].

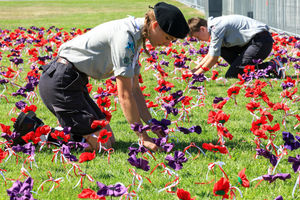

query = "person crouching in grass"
[[187, 15, 285, 79], [39, 2, 189, 152]]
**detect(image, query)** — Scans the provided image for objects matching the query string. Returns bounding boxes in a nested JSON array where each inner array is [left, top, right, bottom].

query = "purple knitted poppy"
[[7, 177, 36, 200], [97, 182, 127, 197], [165, 151, 188, 171], [262, 173, 291, 183]]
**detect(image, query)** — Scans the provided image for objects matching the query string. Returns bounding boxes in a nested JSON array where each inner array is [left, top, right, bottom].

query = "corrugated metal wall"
[[178, 0, 207, 13], [178, 0, 300, 36]]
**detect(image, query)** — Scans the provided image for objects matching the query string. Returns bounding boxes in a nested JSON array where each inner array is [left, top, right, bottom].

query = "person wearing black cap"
[[39, 2, 189, 151]]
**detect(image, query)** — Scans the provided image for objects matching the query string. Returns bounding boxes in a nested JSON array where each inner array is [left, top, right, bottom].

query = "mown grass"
[[0, 0, 203, 30], [0, 0, 299, 200]]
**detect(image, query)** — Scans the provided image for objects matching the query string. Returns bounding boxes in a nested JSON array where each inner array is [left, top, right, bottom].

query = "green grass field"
[[0, 0, 299, 200]]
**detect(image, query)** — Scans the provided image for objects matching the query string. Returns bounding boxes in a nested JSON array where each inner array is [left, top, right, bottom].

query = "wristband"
[[200, 66, 210, 72]]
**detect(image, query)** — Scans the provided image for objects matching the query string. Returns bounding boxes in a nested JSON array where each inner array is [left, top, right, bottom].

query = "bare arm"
[[191, 55, 209, 73], [132, 75, 166, 137], [194, 54, 219, 74], [116, 75, 159, 150], [116, 76, 143, 125], [132, 75, 152, 124]]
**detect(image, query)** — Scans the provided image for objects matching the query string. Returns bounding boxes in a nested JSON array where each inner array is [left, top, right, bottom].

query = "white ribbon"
[[292, 173, 300, 198], [130, 169, 143, 192], [66, 162, 81, 182], [230, 186, 243, 199], [73, 172, 94, 189], [185, 144, 206, 157], [206, 161, 225, 181], [0, 170, 6, 183], [157, 167, 179, 193], [21, 164, 31, 177], [250, 176, 263, 182], [125, 191, 139, 200], [37, 177, 64, 193], [25, 155, 38, 169], [5, 148, 15, 163]]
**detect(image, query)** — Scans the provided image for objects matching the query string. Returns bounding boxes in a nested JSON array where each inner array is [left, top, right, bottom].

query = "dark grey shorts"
[[39, 57, 106, 141]]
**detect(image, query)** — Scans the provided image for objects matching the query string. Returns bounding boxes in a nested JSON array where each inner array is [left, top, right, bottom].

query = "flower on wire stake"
[[213, 177, 230, 199], [96, 181, 127, 198], [152, 136, 174, 153], [216, 168, 250, 200], [237, 168, 250, 188], [176, 188, 196, 200], [78, 188, 105, 199], [90, 119, 112, 155], [96, 129, 113, 154], [250, 173, 291, 188], [165, 151, 188, 171], [7, 176, 35, 200], [75, 151, 96, 189], [0, 147, 8, 162], [202, 143, 230, 159]]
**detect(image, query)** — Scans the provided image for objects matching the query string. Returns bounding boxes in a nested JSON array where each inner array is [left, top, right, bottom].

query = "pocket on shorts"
[[53, 106, 98, 136], [61, 65, 81, 91]]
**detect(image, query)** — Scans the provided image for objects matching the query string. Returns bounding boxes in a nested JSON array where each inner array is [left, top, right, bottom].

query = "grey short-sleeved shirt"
[[207, 15, 270, 56], [58, 17, 144, 80]]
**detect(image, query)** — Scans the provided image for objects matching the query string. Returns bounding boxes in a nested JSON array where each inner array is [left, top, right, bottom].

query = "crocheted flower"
[[165, 151, 188, 171], [96, 182, 127, 197], [213, 177, 230, 199]]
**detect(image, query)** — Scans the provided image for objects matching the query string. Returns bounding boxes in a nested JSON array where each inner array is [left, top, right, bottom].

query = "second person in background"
[[188, 15, 285, 78]]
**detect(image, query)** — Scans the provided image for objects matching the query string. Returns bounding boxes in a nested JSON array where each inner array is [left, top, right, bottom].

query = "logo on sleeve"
[[126, 42, 135, 54]]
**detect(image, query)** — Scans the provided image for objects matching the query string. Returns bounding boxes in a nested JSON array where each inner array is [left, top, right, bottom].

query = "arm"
[[132, 75, 166, 138], [116, 75, 159, 151], [191, 55, 210, 73], [132, 75, 152, 124], [116, 76, 143, 125], [194, 54, 219, 74]]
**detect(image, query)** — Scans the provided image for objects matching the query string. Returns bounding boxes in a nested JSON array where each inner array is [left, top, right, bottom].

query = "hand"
[[139, 132, 158, 152], [151, 127, 166, 138]]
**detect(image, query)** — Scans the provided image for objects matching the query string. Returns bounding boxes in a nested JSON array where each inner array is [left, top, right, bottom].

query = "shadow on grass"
[[112, 136, 255, 156]]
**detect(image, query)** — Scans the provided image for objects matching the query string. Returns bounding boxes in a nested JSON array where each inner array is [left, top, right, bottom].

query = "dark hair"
[[188, 17, 207, 36]]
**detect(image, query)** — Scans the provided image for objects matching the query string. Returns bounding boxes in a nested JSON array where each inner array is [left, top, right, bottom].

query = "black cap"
[[154, 2, 189, 39]]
